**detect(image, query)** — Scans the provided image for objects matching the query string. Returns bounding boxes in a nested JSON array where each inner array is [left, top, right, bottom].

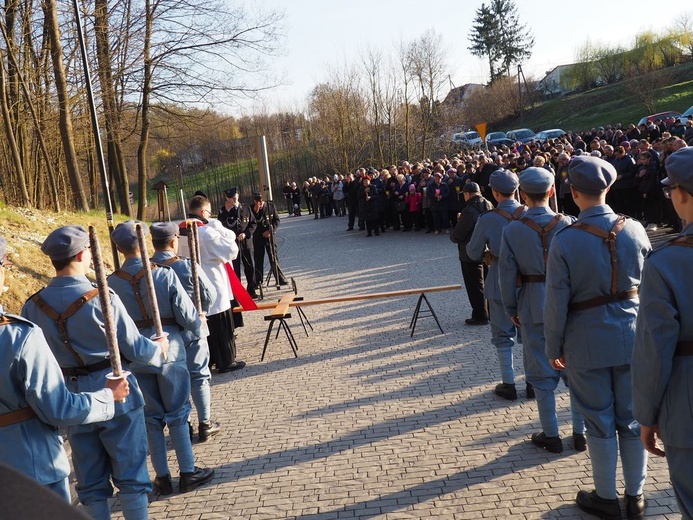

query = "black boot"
[[494, 382, 517, 400], [153, 474, 173, 495], [625, 493, 646, 519], [198, 420, 221, 442], [531, 432, 563, 453], [179, 467, 215, 493], [526, 382, 535, 399], [573, 431, 587, 452], [575, 490, 621, 520]]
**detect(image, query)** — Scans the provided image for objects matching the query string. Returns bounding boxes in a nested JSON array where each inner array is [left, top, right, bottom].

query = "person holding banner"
[[179, 195, 246, 373], [108, 221, 214, 495], [22, 225, 169, 520]]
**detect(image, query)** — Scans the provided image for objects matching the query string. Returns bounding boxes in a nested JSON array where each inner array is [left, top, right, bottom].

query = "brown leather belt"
[[675, 341, 693, 356], [134, 317, 179, 330], [0, 407, 37, 427], [521, 274, 545, 284], [61, 358, 112, 379], [568, 288, 638, 312]]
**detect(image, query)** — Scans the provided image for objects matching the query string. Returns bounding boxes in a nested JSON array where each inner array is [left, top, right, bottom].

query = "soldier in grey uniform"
[[632, 146, 693, 520], [108, 221, 214, 495], [544, 156, 651, 520], [467, 169, 527, 400], [22, 225, 169, 520], [0, 234, 129, 502], [498, 168, 586, 454], [150, 221, 221, 442]]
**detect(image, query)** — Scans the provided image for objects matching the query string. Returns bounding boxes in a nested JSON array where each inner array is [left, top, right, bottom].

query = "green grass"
[[499, 61, 693, 132]]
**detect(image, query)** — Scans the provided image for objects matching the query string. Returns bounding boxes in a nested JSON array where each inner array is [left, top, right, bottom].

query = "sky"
[[238, 0, 687, 114]]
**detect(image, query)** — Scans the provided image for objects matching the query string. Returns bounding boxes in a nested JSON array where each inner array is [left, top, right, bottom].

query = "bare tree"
[[44, 0, 89, 210], [406, 30, 448, 159]]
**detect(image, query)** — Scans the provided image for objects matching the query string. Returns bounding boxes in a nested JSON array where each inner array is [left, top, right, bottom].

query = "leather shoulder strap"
[[569, 215, 628, 297], [0, 315, 15, 326], [519, 214, 563, 266], [30, 289, 99, 367], [113, 268, 153, 320]]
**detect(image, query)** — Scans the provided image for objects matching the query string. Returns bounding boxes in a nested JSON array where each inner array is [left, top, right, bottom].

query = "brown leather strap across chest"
[[113, 267, 157, 322], [518, 214, 563, 269], [31, 289, 100, 366], [567, 215, 637, 312], [492, 205, 525, 222]]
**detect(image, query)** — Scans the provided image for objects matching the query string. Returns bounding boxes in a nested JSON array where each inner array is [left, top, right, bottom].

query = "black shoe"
[[198, 420, 221, 442], [573, 432, 587, 452], [179, 467, 214, 493], [218, 360, 246, 373], [625, 493, 646, 519], [248, 292, 260, 300], [576, 490, 621, 520], [347, 227, 354, 231], [531, 431, 563, 453], [526, 382, 535, 399], [279, 280, 289, 286], [465, 318, 489, 326], [153, 474, 173, 495], [625, 493, 647, 520], [494, 382, 517, 400], [366, 233, 372, 237]]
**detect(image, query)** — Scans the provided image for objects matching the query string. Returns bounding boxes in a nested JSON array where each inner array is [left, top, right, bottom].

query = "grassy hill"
[[0, 206, 129, 314], [497, 61, 693, 133]]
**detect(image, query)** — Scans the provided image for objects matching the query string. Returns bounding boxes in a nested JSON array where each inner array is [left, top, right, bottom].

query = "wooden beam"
[[233, 284, 461, 313]]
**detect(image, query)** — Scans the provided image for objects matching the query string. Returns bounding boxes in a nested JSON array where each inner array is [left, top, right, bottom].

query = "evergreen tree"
[[468, 0, 534, 82]]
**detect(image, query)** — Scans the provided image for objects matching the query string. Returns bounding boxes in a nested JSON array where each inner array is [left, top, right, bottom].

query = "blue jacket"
[[0, 311, 114, 486], [21, 275, 164, 410], [632, 224, 693, 448], [467, 199, 524, 300], [544, 205, 651, 368], [499, 207, 574, 323]]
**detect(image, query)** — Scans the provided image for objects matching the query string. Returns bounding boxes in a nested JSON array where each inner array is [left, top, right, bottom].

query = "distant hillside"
[[496, 61, 693, 133]]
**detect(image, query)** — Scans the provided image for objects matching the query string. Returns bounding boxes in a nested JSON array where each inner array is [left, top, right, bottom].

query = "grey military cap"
[[150, 222, 179, 242], [111, 220, 148, 250], [568, 156, 616, 195], [520, 167, 554, 194], [489, 168, 519, 193], [662, 147, 693, 192], [41, 225, 89, 260]]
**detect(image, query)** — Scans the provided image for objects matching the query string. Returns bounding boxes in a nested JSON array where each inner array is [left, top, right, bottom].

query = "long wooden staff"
[[186, 221, 203, 314], [136, 224, 167, 359], [88, 226, 126, 401]]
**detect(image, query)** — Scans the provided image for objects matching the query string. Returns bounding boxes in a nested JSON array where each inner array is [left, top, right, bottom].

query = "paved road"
[[110, 213, 680, 519]]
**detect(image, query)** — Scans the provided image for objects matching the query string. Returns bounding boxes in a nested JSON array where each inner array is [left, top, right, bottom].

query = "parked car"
[[506, 128, 536, 144], [464, 131, 482, 147], [451, 131, 482, 148], [485, 131, 515, 148], [534, 128, 566, 142], [679, 105, 693, 124], [637, 111, 681, 126]]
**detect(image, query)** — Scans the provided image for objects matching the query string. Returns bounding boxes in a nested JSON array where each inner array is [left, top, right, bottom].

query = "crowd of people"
[[290, 116, 693, 238]]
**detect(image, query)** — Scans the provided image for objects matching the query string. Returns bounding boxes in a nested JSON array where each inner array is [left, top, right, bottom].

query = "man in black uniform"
[[218, 187, 258, 299], [450, 182, 494, 325], [251, 192, 288, 286]]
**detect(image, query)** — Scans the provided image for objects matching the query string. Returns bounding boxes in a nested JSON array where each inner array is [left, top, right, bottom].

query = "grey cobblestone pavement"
[[108, 213, 680, 519]]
